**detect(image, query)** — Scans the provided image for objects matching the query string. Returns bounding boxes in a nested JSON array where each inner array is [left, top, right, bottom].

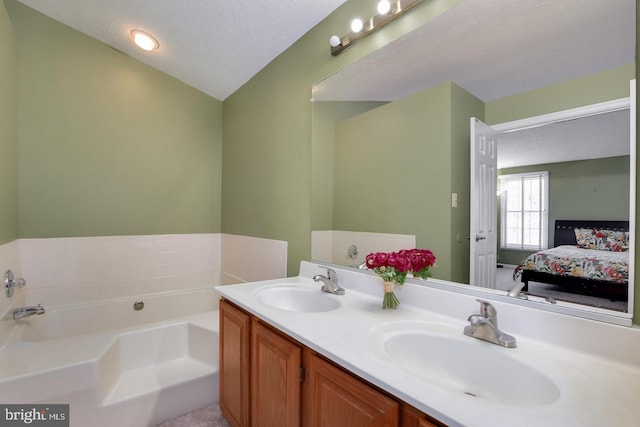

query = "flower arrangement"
[[365, 248, 436, 309]]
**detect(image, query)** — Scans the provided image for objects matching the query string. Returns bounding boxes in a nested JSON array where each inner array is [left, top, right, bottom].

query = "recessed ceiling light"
[[131, 30, 159, 51]]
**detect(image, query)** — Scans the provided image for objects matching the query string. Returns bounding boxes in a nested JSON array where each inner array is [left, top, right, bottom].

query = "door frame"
[[486, 93, 634, 319]]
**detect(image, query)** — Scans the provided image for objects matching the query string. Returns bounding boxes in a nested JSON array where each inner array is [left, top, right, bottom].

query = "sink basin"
[[255, 284, 341, 313], [375, 328, 560, 407]]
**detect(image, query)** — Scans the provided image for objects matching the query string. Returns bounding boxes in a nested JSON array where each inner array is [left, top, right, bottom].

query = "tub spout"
[[12, 304, 45, 320]]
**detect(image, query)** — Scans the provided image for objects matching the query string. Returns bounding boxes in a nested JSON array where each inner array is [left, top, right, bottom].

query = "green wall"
[[6, 0, 223, 238], [450, 84, 485, 283], [333, 83, 451, 279], [498, 156, 630, 265], [222, 0, 465, 276], [2, 0, 637, 321], [485, 65, 634, 124], [331, 82, 483, 282], [0, 0, 19, 244], [312, 100, 387, 231]]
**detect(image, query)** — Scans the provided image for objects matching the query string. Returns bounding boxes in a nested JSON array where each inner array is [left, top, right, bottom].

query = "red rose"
[[386, 252, 399, 268], [366, 252, 390, 269], [394, 254, 412, 272]]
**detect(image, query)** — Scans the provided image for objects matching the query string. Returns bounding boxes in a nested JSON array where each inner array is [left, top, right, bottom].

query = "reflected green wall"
[[7, 0, 223, 237], [312, 101, 387, 231], [485, 65, 634, 124], [0, 0, 18, 244], [498, 156, 630, 265], [331, 82, 483, 282]]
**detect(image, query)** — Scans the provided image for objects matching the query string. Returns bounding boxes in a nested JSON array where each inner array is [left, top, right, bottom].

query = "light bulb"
[[131, 30, 159, 51], [329, 35, 341, 48], [377, 0, 391, 15], [350, 18, 363, 33]]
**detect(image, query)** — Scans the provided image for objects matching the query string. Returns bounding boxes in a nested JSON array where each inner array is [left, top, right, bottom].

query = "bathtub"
[[0, 277, 220, 427]]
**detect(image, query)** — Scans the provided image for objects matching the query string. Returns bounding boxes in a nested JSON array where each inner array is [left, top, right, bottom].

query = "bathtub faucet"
[[4, 270, 26, 298], [12, 304, 45, 320]]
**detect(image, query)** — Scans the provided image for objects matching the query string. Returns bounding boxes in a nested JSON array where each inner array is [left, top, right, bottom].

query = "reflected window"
[[499, 172, 549, 250]]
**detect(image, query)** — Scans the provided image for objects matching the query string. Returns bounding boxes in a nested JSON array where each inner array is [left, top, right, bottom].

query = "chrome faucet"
[[507, 282, 528, 300], [12, 304, 45, 320], [4, 270, 26, 297], [464, 300, 516, 348], [313, 267, 345, 295]]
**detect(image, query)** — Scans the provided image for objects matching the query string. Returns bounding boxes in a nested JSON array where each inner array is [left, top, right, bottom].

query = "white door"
[[470, 117, 498, 288]]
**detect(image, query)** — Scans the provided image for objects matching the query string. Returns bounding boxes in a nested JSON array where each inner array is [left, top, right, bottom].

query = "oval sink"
[[377, 329, 560, 407], [255, 285, 341, 313]]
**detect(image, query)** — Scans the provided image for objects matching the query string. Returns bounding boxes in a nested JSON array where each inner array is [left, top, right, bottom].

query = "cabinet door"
[[304, 351, 399, 427], [251, 320, 302, 427], [401, 404, 445, 427], [220, 299, 251, 427]]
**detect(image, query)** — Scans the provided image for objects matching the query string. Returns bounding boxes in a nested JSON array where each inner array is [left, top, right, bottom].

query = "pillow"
[[574, 228, 628, 252], [574, 228, 597, 249]]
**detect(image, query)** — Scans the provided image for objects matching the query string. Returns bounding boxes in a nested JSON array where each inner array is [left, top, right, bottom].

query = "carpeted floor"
[[153, 404, 230, 427]]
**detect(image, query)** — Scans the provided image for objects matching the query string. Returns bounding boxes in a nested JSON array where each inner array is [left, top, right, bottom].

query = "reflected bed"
[[513, 220, 629, 301]]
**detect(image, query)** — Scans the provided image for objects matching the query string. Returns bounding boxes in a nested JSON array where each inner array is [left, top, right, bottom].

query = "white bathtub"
[[0, 278, 220, 427]]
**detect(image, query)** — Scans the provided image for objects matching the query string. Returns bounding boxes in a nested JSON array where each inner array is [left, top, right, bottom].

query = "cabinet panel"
[[220, 300, 251, 427], [304, 351, 399, 427], [251, 320, 302, 427], [401, 404, 445, 427]]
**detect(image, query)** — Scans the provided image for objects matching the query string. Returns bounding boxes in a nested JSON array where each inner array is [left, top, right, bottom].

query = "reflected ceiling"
[[312, 0, 634, 102], [498, 109, 631, 169]]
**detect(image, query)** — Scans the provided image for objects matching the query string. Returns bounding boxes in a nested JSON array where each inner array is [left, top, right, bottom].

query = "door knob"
[[475, 235, 486, 242]]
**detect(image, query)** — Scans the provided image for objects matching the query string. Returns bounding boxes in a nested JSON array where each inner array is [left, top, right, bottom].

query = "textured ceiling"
[[15, 0, 635, 104], [498, 109, 630, 169], [313, 0, 635, 102], [17, 0, 348, 100]]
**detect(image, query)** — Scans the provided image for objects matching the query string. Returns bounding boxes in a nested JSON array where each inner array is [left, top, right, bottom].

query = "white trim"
[[493, 97, 631, 132], [628, 80, 636, 318]]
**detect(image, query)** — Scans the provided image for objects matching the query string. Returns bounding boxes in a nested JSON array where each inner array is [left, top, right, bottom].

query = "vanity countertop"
[[214, 261, 640, 427]]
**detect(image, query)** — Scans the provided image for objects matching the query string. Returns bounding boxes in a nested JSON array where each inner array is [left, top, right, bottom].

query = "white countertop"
[[214, 261, 640, 427]]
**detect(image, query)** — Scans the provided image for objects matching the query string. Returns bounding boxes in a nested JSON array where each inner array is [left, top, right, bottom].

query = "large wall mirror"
[[310, 0, 636, 323]]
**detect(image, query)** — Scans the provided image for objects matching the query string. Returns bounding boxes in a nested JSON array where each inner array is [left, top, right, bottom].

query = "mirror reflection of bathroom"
[[310, 0, 634, 317]]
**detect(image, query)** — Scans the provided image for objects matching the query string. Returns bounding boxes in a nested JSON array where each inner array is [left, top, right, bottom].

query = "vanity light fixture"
[[377, 0, 391, 15], [131, 30, 159, 51], [351, 18, 364, 33], [329, 0, 425, 56]]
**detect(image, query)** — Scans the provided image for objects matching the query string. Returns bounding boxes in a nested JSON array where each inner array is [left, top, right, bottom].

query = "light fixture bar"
[[330, 0, 425, 56]]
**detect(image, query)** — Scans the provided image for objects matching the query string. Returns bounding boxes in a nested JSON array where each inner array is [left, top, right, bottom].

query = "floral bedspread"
[[513, 245, 629, 284]]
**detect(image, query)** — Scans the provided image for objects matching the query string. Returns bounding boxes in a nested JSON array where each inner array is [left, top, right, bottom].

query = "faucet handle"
[[476, 299, 497, 323], [4, 270, 26, 298], [318, 266, 338, 282]]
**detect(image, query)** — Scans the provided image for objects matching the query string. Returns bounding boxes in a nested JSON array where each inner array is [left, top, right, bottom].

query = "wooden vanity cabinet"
[[303, 350, 399, 427], [401, 403, 446, 427], [220, 299, 251, 427], [219, 298, 447, 427], [251, 319, 302, 427]]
